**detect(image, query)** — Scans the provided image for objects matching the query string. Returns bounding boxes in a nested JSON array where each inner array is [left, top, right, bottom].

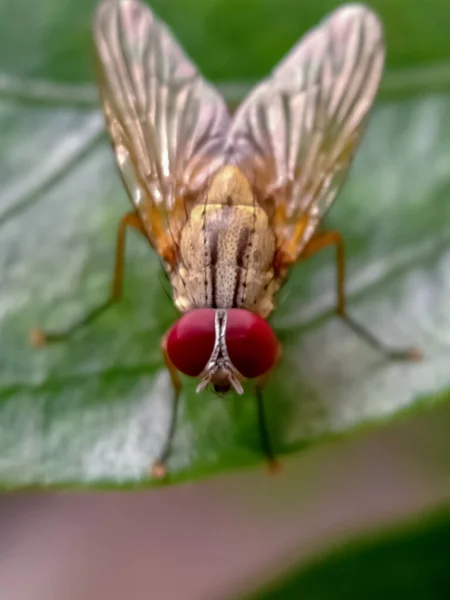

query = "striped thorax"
[[172, 166, 278, 318]]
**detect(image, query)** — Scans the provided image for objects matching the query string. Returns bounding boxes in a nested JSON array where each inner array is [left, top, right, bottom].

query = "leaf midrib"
[[2, 60, 450, 107]]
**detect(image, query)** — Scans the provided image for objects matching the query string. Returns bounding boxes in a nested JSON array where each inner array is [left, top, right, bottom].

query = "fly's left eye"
[[225, 309, 278, 379], [166, 309, 216, 376]]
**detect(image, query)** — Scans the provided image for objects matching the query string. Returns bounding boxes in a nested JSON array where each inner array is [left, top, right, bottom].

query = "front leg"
[[255, 341, 283, 474], [151, 331, 182, 479]]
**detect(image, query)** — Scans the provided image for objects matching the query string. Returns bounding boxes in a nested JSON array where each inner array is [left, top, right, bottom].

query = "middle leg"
[[301, 230, 420, 360]]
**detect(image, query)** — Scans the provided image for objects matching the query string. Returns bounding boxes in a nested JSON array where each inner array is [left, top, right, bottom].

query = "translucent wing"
[[225, 5, 384, 260], [93, 0, 229, 265]]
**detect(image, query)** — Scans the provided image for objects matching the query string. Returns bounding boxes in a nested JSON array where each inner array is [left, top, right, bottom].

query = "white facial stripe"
[[196, 310, 244, 395]]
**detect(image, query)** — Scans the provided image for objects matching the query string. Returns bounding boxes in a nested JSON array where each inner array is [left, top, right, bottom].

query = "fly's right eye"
[[166, 309, 216, 376]]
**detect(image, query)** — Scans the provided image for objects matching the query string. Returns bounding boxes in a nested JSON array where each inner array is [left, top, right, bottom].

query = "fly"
[[30, 0, 420, 478]]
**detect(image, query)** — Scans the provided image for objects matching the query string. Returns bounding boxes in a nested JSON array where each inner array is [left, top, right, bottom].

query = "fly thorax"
[[173, 166, 276, 313]]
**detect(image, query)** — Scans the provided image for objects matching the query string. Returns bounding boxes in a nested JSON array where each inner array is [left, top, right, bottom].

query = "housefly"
[[31, 0, 419, 477]]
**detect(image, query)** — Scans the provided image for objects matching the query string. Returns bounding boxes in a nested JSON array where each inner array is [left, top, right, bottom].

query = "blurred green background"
[[3, 0, 450, 81], [0, 0, 450, 597]]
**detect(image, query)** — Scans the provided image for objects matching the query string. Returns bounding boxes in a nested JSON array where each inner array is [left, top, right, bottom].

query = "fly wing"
[[225, 5, 384, 260], [93, 0, 229, 265]]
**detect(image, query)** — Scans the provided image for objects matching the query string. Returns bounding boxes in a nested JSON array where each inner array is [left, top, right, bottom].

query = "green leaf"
[[2, 1, 450, 488], [243, 509, 450, 599]]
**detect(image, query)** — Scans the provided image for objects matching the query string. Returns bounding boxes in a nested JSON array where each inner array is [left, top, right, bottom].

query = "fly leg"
[[151, 332, 182, 478], [301, 230, 421, 360], [29, 212, 144, 346], [255, 342, 283, 474]]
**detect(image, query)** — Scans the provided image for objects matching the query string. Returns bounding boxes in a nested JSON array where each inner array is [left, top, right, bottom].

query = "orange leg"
[[301, 230, 347, 314], [151, 332, 182, 479], [29, 212, 144, 345], [276, 215, 309, 267], [301, 231, 420, 361]]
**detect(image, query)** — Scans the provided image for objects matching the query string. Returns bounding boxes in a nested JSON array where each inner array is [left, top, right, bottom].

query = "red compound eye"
[[225, 309, 278, 379], [166, 309, 216, 377]]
